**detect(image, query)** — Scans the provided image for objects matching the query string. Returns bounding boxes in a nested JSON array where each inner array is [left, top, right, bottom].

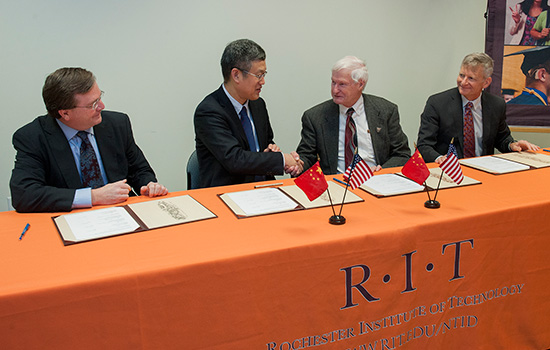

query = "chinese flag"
[[294, 161, 329, 201], [402, 149, 430, 185]]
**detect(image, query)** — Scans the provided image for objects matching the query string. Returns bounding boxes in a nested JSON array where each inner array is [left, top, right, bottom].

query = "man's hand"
[[140, 182, 169, 197], [284, 151, 304, 177], [264, 143, 281, 152], [91, 179, 131, 206], [510, 140, 540, 152]]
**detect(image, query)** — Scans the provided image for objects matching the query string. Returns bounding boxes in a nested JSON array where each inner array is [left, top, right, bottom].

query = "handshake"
[[264, 144, 304, 177]]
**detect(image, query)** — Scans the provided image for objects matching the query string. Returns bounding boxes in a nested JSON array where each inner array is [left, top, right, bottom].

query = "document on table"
[[424, 168, 481, 189], [127, 195, 216, 229], [279, 181, 363, 209], [53, 195, 217, 245], [460, 156, 530, 174], [219, 188, 302, 217], [55, 207, 141, 243], [493, 152, 550, 168], [359, 173, 425, 197]]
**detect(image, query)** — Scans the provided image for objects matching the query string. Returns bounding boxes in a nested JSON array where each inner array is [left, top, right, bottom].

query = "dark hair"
[[42, 67, 96, 118], [220, 39, 266, 82], [520, 0, 549, 14]]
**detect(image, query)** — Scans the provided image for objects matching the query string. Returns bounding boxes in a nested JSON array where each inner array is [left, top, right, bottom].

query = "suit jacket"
[[417, 88, 514, 162], [194, 86, 283, 188], [10, 111, 157, 212], [296, 94, 411, 175]]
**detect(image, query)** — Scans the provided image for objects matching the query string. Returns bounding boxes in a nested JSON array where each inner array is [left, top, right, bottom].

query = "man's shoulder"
[[303, 99, 337, 116], [14, 115, 50, 137], [481, 90, 506, 107], [363, 93, 397, 110], [426, 87, 458, 101]]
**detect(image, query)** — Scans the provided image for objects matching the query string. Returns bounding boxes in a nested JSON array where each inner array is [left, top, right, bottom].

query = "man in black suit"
[[194, 39, 302, 188], [417, 52, 539, 164], [10, 67, 168, 212], [296, 56, 410, 175]]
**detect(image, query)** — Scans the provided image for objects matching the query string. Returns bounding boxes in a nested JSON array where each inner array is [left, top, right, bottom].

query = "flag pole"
[[326, 186, 337, 217], [432, 169, 444, 202]]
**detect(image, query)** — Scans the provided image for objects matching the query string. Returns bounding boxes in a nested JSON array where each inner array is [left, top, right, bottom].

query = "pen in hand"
[[19, 223, 30, 240]]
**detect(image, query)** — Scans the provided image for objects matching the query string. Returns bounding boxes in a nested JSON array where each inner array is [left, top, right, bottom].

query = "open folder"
[[53, 195, 216, 245]]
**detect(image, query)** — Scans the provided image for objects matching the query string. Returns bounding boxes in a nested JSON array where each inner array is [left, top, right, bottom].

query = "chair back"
[[186, 150, 200, 190]]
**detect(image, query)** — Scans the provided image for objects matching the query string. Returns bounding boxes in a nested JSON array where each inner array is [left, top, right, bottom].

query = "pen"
[[19, 223, 30, 240], [543, 149, 550, 153], [332, 178, 349, 186], [254, 182, 283, 188]]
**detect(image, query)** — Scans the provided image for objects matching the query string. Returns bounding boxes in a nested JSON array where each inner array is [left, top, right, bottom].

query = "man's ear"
[[231, 68, 241, 83], [57, 109, 70, 121]]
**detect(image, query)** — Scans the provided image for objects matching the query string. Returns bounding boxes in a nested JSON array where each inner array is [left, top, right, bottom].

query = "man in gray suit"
[[296, 56, 410, 175]]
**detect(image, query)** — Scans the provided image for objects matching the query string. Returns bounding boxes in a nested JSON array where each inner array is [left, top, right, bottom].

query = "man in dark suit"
[[417, 52, 539, 164], [194, 39, 302, 188], [296, 56, 410, 175], [10, 67, 168, 213]]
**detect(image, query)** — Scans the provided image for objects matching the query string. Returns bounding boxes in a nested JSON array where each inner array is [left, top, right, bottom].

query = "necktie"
[[239, 106, 258, 152], [76, 131, 104, 189], [463, 102, 475, 158], [345, 108, 357, 168]]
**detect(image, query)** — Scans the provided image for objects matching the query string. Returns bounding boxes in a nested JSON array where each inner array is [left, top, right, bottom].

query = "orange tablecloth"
[[1, 161, 550, 349]]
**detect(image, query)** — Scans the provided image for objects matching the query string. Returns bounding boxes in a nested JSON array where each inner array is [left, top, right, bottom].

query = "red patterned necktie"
[[77, 131, 104, 189], [463, 102, 475, 158], [344, 108, 357, 169]]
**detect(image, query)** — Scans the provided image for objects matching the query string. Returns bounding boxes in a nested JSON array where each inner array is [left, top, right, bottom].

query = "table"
[[1, 160, 550, 349]]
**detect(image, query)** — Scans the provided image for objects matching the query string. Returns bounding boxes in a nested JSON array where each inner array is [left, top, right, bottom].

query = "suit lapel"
[[363, 94, 382, 163], [480, 92, 493, 155], [323, 102, 340, 174], [215, 87, 249, 148], [450, 89, 466, 157], [93, 119, 116, 182], [42, 116, 83, 188]]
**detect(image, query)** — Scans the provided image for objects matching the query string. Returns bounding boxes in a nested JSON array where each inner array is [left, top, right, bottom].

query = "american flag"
[[343, 154, 373, 189], [440, 143, 464, 184]]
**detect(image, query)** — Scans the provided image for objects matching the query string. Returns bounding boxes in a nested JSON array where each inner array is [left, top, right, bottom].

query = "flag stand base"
[[329, 215, 346, 225], [424, 200, 440, 209]]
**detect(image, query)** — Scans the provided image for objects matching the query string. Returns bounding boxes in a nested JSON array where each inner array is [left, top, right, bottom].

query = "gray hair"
[[332, 56, 369, 89], [461, 52, 494, 78], [221, 39, 266, 82]]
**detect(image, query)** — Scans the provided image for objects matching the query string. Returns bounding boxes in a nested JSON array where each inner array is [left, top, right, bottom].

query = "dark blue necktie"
[[239, 106, 265, 181], [239, 106, 258, 152], [76, 131, 104, 189]]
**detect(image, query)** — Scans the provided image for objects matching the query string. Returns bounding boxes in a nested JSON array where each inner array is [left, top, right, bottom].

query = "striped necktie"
[[463, 102, 475, 158], [345, 108, 357, 168]]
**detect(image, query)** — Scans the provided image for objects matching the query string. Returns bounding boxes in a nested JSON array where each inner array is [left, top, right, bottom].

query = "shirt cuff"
[[72, 188, 92, 209]]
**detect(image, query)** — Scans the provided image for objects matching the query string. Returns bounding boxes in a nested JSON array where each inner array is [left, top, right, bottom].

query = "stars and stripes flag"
[[343, 154, 373, 189], [440, 143, 464, 184]]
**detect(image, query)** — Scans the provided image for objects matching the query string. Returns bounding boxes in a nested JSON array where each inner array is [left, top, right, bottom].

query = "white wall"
[[1, 0, 493, 211]]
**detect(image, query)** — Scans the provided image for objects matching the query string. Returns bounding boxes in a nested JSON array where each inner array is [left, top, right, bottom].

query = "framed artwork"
[[486, 0, 550, 130]]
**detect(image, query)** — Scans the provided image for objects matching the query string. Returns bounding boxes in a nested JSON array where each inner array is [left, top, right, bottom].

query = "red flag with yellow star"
[[294, 161, 328, 201], [402, 149, 430, 185]]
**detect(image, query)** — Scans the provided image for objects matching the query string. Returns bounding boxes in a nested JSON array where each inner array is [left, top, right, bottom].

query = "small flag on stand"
[[294, 161, 328, 201], [440, 143, 464, 184], [343, 154, 373, 189], [402, 149, 430, 185]]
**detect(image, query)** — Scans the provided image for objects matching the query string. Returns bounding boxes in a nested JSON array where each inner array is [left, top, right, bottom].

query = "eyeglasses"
[[73, 91, 104, 110], [237, 68, 267, 80]]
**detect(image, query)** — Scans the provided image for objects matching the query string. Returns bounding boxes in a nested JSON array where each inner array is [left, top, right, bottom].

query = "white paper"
[[361, 174, 424, 196], [63, 207, 140, 241], [460, 156, 529, 174], [225, 188, 298, 216]]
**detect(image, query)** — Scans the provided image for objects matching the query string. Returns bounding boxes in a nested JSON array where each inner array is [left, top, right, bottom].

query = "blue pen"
[[333, 178, 349, 186], [543, 149, 550, 153], [19, 223, 30, 240]]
